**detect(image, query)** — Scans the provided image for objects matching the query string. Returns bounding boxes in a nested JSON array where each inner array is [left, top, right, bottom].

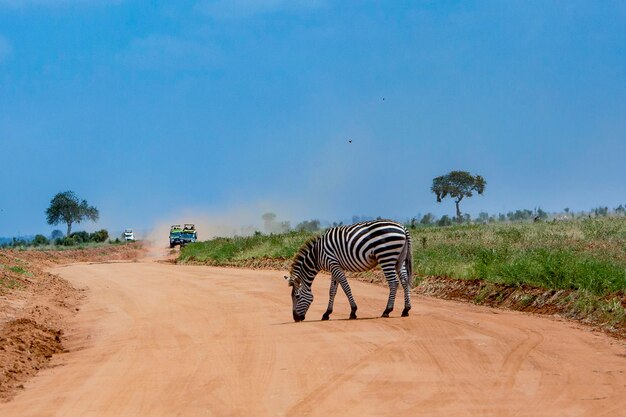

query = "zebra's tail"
[[397, 228, 413, 288]]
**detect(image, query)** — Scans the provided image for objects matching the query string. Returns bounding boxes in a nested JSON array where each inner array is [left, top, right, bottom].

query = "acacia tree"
[[46, 191, 99, 236], [431, 171, 486, 223]]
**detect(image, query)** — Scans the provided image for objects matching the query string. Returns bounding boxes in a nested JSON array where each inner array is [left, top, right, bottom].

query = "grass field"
[[180, 217, 626, 297], [180, 231, 311, 264]]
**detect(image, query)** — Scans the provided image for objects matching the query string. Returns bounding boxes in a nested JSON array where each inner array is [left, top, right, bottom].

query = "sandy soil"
[[1, 262, 624, 416], [0, 244, 144, 401]]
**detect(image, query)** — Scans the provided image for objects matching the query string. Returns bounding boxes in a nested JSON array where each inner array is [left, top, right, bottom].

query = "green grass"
[[7, 265, 27, 274], [180, 217, 626, 296], [411, 218, 626, 295], [0, 265, 26, 290], [180, 231, 313, 263]]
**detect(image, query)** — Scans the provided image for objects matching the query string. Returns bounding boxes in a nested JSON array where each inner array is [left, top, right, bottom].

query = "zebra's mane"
[[289, 236, 320, 280]]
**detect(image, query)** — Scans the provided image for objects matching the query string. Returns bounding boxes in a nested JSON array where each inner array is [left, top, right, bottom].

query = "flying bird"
[[348, 140, 352, 143]]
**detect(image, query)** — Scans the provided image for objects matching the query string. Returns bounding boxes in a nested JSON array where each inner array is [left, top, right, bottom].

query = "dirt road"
[[1, 262, 625, 416]]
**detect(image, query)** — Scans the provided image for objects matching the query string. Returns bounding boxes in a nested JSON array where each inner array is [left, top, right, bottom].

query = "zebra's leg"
[[381, 264, 400, 318], [332, 266, 358, 319], [399, 265, 412, 317], [322, 277, 339, 320]]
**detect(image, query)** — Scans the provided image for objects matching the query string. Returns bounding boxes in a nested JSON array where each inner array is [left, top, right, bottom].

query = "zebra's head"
[[284, 274, 313, 322]]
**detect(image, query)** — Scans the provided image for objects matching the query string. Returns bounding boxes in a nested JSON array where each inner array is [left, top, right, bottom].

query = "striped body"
[[286, 220, 413, 322]]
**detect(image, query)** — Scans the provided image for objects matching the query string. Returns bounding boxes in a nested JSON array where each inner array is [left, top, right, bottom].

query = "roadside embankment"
[[0, 243, 145, 401]]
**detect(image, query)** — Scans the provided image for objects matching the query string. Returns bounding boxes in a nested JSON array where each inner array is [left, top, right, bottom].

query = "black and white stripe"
[[285, 220, 413, 322]]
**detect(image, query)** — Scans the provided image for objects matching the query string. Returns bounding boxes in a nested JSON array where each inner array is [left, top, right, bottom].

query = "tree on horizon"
[[431, 171, 486, 223], [45, 191, 99, 236]]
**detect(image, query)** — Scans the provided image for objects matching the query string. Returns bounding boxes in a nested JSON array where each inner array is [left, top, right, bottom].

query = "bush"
[[32, 234, 49, 246], [295, 219, 321, 232], [70, 231, 90, 243], [420, 213, 435, 225], [437, 215, 453, 227], [55, 236, 76, 246], [10, 239, 28, 248], [90, 229, 109, 243]]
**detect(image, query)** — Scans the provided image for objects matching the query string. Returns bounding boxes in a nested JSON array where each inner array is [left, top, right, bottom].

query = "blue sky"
[[1, 0, 625, 236]]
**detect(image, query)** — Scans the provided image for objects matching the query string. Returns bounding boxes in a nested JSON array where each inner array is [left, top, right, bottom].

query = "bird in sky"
[[348, 139, 352, 143]]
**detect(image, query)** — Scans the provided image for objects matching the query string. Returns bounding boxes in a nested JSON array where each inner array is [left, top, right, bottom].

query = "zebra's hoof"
[[349, 312, 357, 320], [381, 312, 390, 318], [321, 313, 330, 321], [401, 308, 410, 317]]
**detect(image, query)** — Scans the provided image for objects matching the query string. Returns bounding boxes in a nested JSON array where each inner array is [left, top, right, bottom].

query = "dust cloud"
[[143, 204, 293, 254]]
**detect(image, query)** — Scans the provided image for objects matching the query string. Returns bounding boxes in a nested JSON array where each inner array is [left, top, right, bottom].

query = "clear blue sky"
[[1, 0, 625, 236]]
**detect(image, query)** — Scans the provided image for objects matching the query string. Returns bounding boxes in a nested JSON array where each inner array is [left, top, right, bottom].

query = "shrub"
[[437, 215, 453, 227], [32, 234, 49, 246], [296, 219, 321, 232], [90, 229, 109, 243], [420, 213, 435, 225], [57, 236, 76, 246], [70, 231, 90, 243]]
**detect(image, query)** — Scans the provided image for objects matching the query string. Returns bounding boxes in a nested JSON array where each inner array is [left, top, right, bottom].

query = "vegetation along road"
[[1, 260, 624, 417]]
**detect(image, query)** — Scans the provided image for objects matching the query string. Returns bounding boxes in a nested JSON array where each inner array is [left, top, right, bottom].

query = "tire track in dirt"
[[498, 328, 544, 390]]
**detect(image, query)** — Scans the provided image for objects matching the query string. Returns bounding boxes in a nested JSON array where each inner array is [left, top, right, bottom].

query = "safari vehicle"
[[169, 224, 197, 248], [124, 229, 135, 241]]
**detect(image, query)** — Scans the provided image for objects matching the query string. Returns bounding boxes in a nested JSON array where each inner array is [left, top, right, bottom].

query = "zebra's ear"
[[284, 275, 293, 286]]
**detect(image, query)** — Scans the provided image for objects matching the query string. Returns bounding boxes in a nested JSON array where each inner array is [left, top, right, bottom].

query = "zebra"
[[284, 220, 413, 322]]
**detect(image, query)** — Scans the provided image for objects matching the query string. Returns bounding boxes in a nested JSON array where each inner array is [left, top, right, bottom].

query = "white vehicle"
[[123, 229, 135, 241]]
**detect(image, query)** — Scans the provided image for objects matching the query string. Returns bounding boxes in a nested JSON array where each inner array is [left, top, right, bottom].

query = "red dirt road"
[[2, 262, 625, 416]]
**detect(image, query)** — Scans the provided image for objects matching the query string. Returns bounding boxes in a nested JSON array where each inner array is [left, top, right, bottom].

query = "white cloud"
[[195, 0, 326, 19], [0, 36, 12, 63]]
